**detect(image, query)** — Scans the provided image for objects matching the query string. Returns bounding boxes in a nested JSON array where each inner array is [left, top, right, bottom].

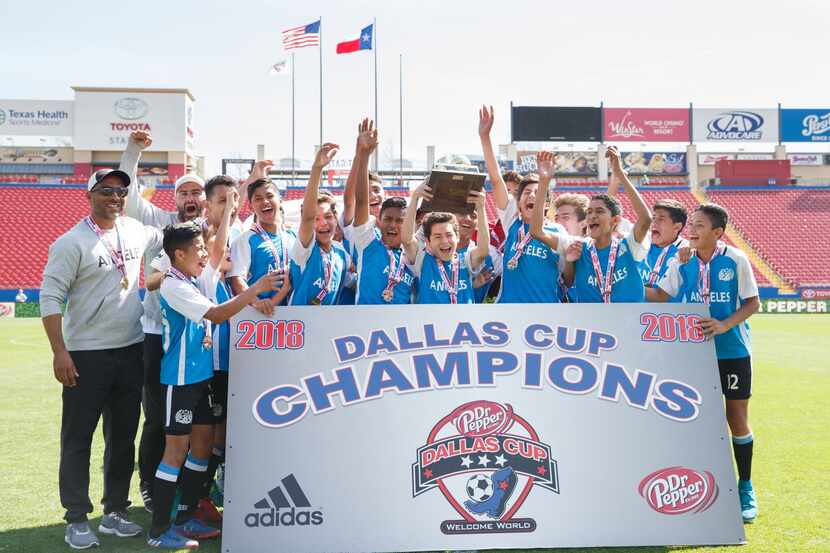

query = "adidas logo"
[[244, 473, 324, 528]]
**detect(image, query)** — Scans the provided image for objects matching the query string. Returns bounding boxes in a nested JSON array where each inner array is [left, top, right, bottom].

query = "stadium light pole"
[[319, 15, 323, 148], [292, 51, 296, 187]]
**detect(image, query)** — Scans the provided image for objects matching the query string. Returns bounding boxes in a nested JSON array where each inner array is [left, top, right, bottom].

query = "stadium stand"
[[1, 182, 828, 290], [708, 188, 830, 288]]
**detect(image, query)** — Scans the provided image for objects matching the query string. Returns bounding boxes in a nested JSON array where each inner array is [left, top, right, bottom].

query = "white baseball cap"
[[87, 169, 131, 191], [174, 174, 206, 191]]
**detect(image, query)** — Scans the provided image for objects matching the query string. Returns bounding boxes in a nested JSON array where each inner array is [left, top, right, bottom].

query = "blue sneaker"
[[739, 480, 758, 523], [146, 527, 198, 549], [175, 518, 221, 540]]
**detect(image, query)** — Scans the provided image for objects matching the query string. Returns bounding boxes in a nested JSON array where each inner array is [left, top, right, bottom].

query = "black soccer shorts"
[[163, 378, 215, 435], [717, 356, 752, 400], [211, 372, 229, 423]]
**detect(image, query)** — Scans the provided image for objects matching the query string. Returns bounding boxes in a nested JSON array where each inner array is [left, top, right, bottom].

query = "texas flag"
[[336, 24, 373, 54]]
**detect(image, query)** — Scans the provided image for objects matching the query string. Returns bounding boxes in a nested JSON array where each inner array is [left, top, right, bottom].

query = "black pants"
[[60, 342, 143, 523], [138, 334, 165, 485]]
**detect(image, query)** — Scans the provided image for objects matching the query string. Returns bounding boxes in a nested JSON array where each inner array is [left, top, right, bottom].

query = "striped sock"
[[151, 463, 180, 536], [732, 432, 754, 482], [175, 454, 209, 524]]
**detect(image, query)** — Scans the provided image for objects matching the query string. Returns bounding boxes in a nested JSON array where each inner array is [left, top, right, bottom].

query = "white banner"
[[698, 153, 735, 166], [72, 90, 190, 151], [224, 304, 745, 552], [0, 100, 73, 137], [788, 153, 824, 166], [693, 109, 779, 143]]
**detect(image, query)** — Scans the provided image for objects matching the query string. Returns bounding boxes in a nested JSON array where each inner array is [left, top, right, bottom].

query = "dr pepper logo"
[[638, 466, 718, 515], [412, 400, 558, 535]]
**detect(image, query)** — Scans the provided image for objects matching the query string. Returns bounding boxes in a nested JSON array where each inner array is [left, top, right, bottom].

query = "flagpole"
[[291, 51, 296, 187], [319, 16, 323, 148], [373, 17, 379, 173], [399, 53, 403, 183]]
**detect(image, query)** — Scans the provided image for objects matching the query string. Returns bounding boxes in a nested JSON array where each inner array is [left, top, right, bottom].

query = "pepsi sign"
[[692, 108, 778, 142], [781, 109, 830, 142]]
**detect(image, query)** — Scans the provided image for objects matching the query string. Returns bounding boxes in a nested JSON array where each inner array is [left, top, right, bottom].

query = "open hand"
[[478, 105, 494, 137], [313, 143, 340, 169], [537, 151, 556, 179], [250, 160, 274, 181], [699, 317, 728, 338], [356, 118, 378, 155]]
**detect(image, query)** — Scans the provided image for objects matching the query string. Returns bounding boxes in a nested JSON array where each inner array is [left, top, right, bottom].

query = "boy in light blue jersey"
[[479, 106, 568, 303], [229, 178, 294, 315], [401, 180, 491, 304], [454, 208, 502, 303], [351, 119, 415, 304], [150, 223, 279, 549], [647, 203, 760, 524], [290, 143, 351, 306], [638, 199, 689, 287], [561, 146, 653, 303]]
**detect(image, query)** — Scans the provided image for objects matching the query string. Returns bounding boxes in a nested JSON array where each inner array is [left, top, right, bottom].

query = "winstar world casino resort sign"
[[71, 87, 193, 152]]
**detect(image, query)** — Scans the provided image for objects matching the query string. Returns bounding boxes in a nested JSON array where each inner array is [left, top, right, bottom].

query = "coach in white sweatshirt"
[[40, 168, 161, 547]]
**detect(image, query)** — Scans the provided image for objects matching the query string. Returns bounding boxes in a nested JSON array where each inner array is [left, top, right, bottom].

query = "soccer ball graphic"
[[466, 474, 494, 502]]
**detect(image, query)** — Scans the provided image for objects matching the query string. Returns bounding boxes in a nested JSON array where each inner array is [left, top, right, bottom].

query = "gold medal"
[[382, 289, 394, 302], [202, 336, 213, 350], [310, 297, 321, 306], [507, 259, 518, 270], [121, 276, 129, 289]]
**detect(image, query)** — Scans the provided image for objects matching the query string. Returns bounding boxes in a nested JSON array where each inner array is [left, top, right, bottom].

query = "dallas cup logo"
[[412, 400, 558, 534]]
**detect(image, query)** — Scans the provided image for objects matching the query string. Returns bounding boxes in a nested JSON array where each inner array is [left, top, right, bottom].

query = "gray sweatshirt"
[[120, 142, 179, 335], [40, 217, 162, 351]]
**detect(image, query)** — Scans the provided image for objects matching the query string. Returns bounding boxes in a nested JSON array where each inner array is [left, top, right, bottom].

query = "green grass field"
[[0, 315, 828, 553]]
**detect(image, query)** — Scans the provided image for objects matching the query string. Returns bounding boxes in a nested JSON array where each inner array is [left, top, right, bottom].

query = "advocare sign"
[[224, 304, 745, 552]]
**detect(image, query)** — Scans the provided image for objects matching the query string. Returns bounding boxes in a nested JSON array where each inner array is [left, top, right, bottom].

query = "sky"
[[3, 0, 830, 172]]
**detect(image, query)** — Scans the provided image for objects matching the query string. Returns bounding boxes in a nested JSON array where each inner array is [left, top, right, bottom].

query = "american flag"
[[282, 20, 320, 50]]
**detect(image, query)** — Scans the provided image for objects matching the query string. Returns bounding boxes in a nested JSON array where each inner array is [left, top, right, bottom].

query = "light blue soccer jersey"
[[352, 222, 414, 304], [497, 198, 568, 303], [410, 248, 476, 304], [657, 245, 759, 359], [229, 227, 296, 301], [159, 270, 216, 386], [639, 237, 687, 288], [458, 242, 502, 304], [572, 230, 650, 303], [289, 237, 350, 306]]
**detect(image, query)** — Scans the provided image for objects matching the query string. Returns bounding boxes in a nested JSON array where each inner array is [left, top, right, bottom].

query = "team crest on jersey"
[[412, 400, 558, 534], [718, 268, 734, 282], [175, 409, 193, 424]]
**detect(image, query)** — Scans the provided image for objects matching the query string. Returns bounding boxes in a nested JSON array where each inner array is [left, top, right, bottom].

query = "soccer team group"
[[40, 106, 760, 550]]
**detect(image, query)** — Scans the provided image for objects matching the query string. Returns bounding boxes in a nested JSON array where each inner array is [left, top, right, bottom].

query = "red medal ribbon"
[[84, 216, 128, 286], [648, 236, 687, 286], [435, 253, 460, 304], [253, 223, 289, 272], [697, 243, 727, 305], [165, 266, 213, 348], [315, 249, 334, 304], [382, 247, 406, 301], [506, 224, 533, 269], [588, 237, 620, 304]]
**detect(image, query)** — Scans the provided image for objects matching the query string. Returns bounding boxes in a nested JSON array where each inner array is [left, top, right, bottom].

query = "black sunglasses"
[[93, 186, 129, 198]]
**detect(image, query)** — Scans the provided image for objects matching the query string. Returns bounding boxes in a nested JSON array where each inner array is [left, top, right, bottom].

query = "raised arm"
[[121, 131, 169, 226], [210, 186, 237, 269], [478, 105, 509, 210], [402, 179, 432, 263], [354, 119, 378, 227], [468, 191, 490, 270], [529, 151, 561, 250], [298, 143, 339, 248], [341, 121, 371, 227], [607, 146, 652, 243]]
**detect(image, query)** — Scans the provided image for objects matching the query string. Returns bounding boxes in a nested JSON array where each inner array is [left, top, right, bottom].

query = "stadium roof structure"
[[70, 86, 195, 101]]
